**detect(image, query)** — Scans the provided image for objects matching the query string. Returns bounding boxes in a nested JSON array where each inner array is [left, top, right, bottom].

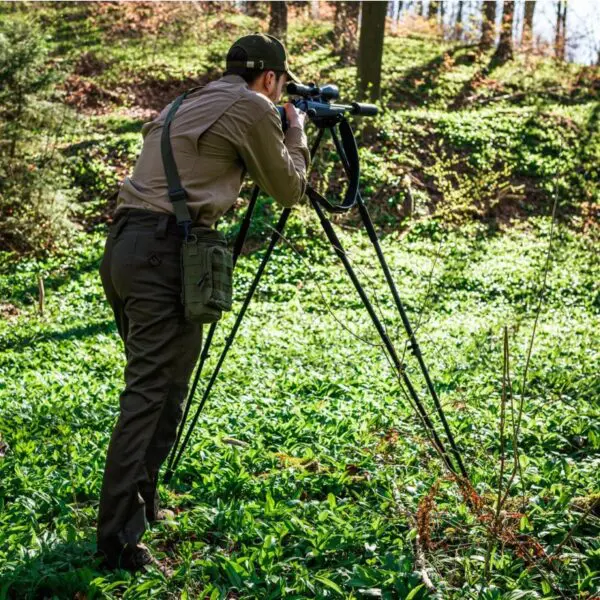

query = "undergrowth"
[[0, 3, 598, 599]]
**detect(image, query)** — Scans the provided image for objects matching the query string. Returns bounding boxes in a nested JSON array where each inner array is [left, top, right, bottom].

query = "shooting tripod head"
[[278, 82, 378, 130], [277, 81, 379, 214]]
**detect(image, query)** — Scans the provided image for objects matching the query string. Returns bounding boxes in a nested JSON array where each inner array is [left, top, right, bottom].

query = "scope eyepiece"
[[286, 82, 319, 97]]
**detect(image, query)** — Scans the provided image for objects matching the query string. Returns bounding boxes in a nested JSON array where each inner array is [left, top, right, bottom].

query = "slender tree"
[[494, 0, 515, 61], [246, 1, 266, 18], [333, 1, 360, 64], [311, 0, 320, 19], [455, 0, 464, 39], [554, 0, 567, 60], [522, 0, 536, 45], [428, 0, 439, 20], [289, 0, 309, 15], [357, 0, 388, 101], [396, 0, 404, 19], [480, 0, 497, 51], [269, 1, 288, 43]]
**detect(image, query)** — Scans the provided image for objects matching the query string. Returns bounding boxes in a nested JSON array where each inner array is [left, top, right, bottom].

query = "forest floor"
[[0, 4, 599, 599]]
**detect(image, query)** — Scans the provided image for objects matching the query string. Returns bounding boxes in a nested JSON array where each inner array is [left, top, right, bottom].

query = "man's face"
[[250, 71, 288, 104], [259, 71, 287, 103]]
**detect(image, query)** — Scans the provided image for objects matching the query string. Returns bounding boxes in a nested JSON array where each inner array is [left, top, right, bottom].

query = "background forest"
[[0, 1, 598, 599]]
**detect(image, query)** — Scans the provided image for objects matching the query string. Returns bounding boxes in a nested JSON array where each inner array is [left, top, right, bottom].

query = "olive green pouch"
[[181, 227, 233, 324]]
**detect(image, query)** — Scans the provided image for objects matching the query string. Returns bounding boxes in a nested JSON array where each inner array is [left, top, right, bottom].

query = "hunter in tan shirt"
[[116, 74, 310, 226], [97, 33, 310, 573]]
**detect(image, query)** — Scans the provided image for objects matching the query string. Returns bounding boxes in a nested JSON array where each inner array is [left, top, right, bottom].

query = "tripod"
[[164, 94, 468, 485]]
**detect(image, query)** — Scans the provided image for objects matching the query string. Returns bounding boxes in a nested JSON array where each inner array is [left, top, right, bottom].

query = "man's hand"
[[284, 102, 306, 130]]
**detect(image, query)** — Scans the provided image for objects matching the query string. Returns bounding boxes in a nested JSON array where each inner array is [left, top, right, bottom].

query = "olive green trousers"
[[97, 209, 202, 555]]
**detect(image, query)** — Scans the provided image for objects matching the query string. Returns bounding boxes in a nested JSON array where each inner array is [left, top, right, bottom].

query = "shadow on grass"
[[449, 51, 511, 110], [389, 43, 478, 107], [1, 320, 115, 353], [3, 257, 102, 308], [0, 539, 108, 600], [109, 119, 145, 135], [451, 50, 599, 110]]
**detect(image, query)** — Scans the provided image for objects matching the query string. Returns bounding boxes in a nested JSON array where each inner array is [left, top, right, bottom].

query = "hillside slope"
[[0, 4, 598, 599]]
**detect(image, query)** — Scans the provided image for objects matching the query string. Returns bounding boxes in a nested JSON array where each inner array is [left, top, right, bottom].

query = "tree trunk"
[[334, 1, 360, 64], [391, 0, 403, 33], [455, 0, 464, 39], [269, 1, 288, 43], [560, 0, 567, 58], [554, 0, 567, 60], [334, 1, 343, 53], [357, 0, 387, 101], [311, 0, 319, 19], [428, 0, 439, 19], [494, 0, 515, 61], [522, 0, 536, 44], [246, 1, 266, 17], [290, 0, 309, 15], [480, 0, 497, 51]]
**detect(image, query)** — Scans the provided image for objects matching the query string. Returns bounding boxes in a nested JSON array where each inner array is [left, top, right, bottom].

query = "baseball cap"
[[226, 33, 300, 84]]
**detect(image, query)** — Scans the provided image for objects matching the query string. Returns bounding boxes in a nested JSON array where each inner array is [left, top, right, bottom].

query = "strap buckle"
[[168, 188, 188, 203]]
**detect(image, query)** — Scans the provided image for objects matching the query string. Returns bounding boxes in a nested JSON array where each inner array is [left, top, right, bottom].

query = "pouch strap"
[[160, 92, 192, 236]]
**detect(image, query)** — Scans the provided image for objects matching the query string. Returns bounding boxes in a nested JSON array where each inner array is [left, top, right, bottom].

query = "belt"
[[111, 208, 215, 240], [110, 208, 182, 239]]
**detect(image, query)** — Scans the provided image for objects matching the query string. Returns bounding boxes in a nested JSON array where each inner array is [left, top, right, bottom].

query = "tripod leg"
[[328, 127, 468, 480], [310, 197, 458, 475], [165, 186, 262, 479], [356, 197, 468, 479], [164, 208, 292, 483]]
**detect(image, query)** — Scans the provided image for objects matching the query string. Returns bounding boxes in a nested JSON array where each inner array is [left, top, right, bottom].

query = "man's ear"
[[265, 70, 276, 92]]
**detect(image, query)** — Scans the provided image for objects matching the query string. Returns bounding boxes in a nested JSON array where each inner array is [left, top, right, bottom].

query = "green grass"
[[0, 3, 599, 598], [1, 217, 598, 598]]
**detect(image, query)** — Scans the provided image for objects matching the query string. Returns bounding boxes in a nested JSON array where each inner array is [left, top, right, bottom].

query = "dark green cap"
[[226, 33, 300, 83]]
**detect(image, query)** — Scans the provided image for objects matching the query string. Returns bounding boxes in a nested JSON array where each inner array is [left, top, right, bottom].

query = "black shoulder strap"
[[160, 92, 192, 235]]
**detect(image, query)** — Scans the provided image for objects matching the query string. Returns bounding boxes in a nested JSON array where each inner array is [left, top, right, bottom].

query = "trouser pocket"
[[181, 229, 233, 324]]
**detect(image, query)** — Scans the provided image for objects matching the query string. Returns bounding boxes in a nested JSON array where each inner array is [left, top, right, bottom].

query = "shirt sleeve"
[[237, 107, 310, 208]]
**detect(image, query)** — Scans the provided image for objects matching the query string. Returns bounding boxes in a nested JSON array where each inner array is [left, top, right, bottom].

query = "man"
[[97, 33, 309, 571]]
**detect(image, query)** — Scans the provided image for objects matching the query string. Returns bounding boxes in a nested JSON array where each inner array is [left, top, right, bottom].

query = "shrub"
[[0, 17, 75, 254]]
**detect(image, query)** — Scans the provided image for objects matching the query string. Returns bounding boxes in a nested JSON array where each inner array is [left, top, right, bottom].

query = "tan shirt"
[[116, 74, 310, 227]]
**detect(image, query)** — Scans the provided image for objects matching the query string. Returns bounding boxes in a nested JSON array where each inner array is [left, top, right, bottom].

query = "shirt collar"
[[221, 74, 249, 86]]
